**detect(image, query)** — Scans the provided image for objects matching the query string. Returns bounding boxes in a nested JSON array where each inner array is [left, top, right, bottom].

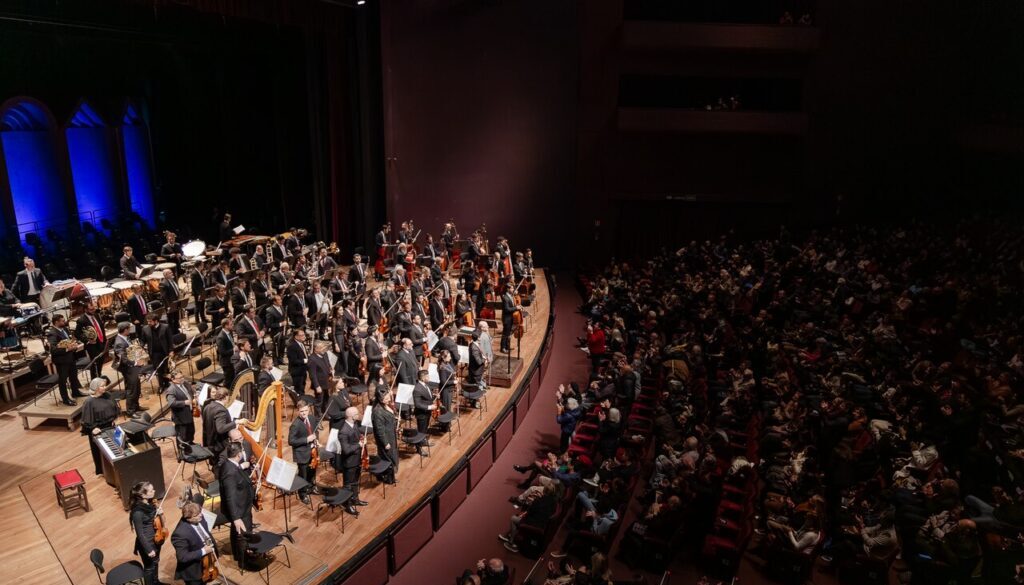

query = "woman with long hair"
[[128, 481, 164, 585]]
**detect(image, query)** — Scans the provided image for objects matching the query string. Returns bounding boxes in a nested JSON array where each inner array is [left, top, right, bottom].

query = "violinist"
[[437, 349, 458, 427], [371, 387, 399, 483], [412, 369, 435, 455], [380, 280, 399, 321], [364, 326, 384, 382], [500, 279, 520, 353], [165, 369, 198, 444], [410, 315, 427, 366], [128, 481, 164, 585], [219, 442, 256, 569], [330, 305, 349, 377], [392, 299, 412, 344], [429, 289, 447, 330], [172, 502, 216, 585], [366, 288, 384, 328], [326, 378, 352, 431], [219, 428, 254, 470], [336, 406, 367, 515], [289, 401, 319, 505]]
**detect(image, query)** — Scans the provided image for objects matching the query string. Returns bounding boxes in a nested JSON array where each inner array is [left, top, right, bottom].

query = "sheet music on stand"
[[327, 351, 338, 370], [361, 406, 374, 428], [197, 383, 210, 405], [427, 330, 439, 350], [266, 457, 298, 490], [227, 400, 244, 419], [428, 363, 439, 384], [270, 367, 283, 381], [233, 225, 246, 235], [201, 508, 219, 531], [396, 383, 415, 406], [458, 345, 469, 365], [326, 428, 341, 453]]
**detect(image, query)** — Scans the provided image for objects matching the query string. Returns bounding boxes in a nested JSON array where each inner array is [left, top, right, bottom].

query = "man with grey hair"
[[337, 406, 368, 514], [477, 321, 493, 389]]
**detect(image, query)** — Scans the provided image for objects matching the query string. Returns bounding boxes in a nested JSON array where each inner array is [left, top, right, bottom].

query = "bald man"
[[337, 406, 367, 514]]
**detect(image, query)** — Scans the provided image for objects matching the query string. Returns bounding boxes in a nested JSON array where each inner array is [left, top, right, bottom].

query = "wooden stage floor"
[[0, 270, 549, 585]]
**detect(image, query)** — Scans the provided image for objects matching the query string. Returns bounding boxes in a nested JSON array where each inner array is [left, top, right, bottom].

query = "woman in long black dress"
[[371, 386, 399, 484], [128, 481, 164, 585]]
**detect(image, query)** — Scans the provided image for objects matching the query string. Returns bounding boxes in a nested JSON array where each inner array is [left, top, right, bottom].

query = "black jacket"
[[436, 337, 460, 363], [307, 352, 332, 393], [337, 421, 362, 469], [264, 304, 286, 333], [130, 502, 160, 556], [46, 326, 77, 365], [160, 279, 181, 307], [215, 330, 235, 362], [13, 268, 46, 298], [127, 293, 149, 324], [142, 323, 173, 358], [288, 416, 315, 464], [166, 382, 197, 425], [394, 349, 418, 385], [172, 517, 213, 581], [202, 401, 235, 453], [236, 315, 264, 347], [286, 339, 308, 373], [218, 458, 254, 522], [286, 294, 307, 327], [190, 270, 207, 300], [413, 382, 433, 414]]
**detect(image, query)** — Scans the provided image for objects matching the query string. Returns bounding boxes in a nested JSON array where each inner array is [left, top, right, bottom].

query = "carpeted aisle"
[[388, 275, 589, 585]]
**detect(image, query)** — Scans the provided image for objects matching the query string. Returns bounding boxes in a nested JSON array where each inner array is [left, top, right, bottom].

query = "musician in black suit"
[[412, 369, 435, 451], [128, 481, 163, 585], [159, 269, 182, 334], [229, 283, 248, 317], [126, 284, 149, 327], [330, 306, 349, 376], [365, 288, 383, 328], [13, 257, 47, 303], [141, 314, 173, 390], [364, 328, 384, 382], [206, 285, 229, 325], [437, 349, 457, 415], [165, 369, 197, 444], [120, 245, 143, 279], [371, 387, 399, 483], [76, 301, 107, 380], [160, 231, 183, 263], [287, 329, 309, 395], [436, 326, 460, 365], [235, 305, 265, 362], [216, 317, 237, 385], [336, 406, 367, 514], [410, 315, 427, 365], [190, 263, 209, 324], [500, 285, 518, 353], [256, 356, 276, 396], [270, 263, 289, 294], [209, 261, 230, 288], [114, 322, 143, 415], [47, 314, 84, 406], [288, 401, 318, 505], [219, 427, 255, 470], [287, 283, 308, 328], [394, 338, 418, 386], [252, 271, 272, 311], [393, 302, 413, 344], [308, 341, 333, 412], [228, 247, 247, 274], [348, 253, 367, 293], [468, 331, 486, 386], [173, 502, 216, 585], [341, 299, 358, 332], [264, 295, 286, 365], [429, 290, 447, 331], [82, 380, 118, 474], [219, 442, 255, 567], [317, 248, 337, 274], [381, 281, 399, 321], [218, 213, 233, 243], [231, 339, 256, 377], [203, 386, 249, 468]]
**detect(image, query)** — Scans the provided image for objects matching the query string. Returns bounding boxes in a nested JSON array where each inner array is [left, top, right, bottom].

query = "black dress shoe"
[[354, 499, 369, 506], [72, 391, 88, 398], [344, 505, 360, 516], [310, 486, 322, 495], [299, 495, 311, 505], [62, 399, 77, 407], [513, 464, 528, 473]]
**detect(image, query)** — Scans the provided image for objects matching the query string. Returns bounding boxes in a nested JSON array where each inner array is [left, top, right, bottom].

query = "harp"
[[237, 379, 284, 480]]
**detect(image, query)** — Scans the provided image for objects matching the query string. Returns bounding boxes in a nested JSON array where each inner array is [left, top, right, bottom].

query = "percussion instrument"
[[141, 263, 154, 272], [84, 281, 109, 290], [154, 262, 176, 272], [40, 281, 88, 309], [14, 302, 40, 317], [143, 274, 163, 293], [182, 240, 206, 258], [89, 287, 116, 310], [112, 281, 141, 302]]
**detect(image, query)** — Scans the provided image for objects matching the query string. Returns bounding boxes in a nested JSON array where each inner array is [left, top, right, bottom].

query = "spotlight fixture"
[[357, 0, 366, 4]]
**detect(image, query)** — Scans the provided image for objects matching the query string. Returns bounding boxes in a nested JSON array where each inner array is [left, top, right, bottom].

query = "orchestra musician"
[[81, 378, 118, 475], [231, 339, 256, 377], [336, 406, 368, 514], [330, 305, 349, 377], [202, 386, 249, 466], [437, 350, 457, 430], [305, 280, 330, 332], [114, 322, 143, 415], [14, 257, 48, 304], [270, 262, 289, 294], [228, 247, 246, 274], [0, 278, 18, 314], [435, 325, 460, 362], [216, 317, 237, 386], [380, 281, 399, 321], [308, 340, 333, 413], [218, 213, 233, 243], [209, 260, 230, 288], [75, 300, 107, 379], [172, 502, 216, 585], [365, 288, 384, 328], [500, 280, 519, 353], [287, 283, 308, 328], [429, 289, 447, 331], [252, 270, 272, 313], [340, 299, 358, 333], [128, 481, 164, 585], [394, 338, 418, 386], [120, 245, 143, 279], [235, 305, 265, 363], [251, 244, 269, 269], [317, 247, 337, 274], [477, 321, 495, 388], [219, 442, 256, 569], [141, 314, 173, 391], [288, 401, 319, 506], [189, 262, 209, 324], [126, 283, 150, 327], [412, 369, 435, 453], [159, 268, 182, 334], [328, 268, 350, 299], [47, 314, 85, 407], [272, 237, 289, 263], [513, 251, 528, 281], [371, 386, 399, 483], [256, 355, 276, 396], [410, 315, 427, 366], [287, 328, 310, 396], [392, 300, 412, 344], [160, 231, 184, 263], [164, 369, 197, 444], [205, 285, 229, 324], [348, 253, 367, 295], [220, 428, 255, 470], [467, 330, 486, 390], [264, 295, 286, 364], [364, 327, 384, 382], [326, 378, 352, 429], [229, 281, 248, 317], [455, 293, 474, 327]]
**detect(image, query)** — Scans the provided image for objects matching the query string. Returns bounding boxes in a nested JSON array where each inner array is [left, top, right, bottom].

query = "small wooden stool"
[[54, 469, 89, 518]]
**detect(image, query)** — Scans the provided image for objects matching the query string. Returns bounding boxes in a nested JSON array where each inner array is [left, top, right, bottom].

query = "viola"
[[192, 400, 201, 418], [153, 509, 169, 545], [360, 439, 370, 471], [201, 539, 220, 583], [310, 443, 320, 470]]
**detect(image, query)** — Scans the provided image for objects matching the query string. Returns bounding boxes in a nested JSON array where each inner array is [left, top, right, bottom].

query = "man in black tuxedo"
[[202, 386, 249, 468], [173, 501, 216, 585], [47, 314, 85, 406], [236, 305, 265, 364], [159, 269, 182, 334], [229, 283, 248, 317], [412, 369, 436, 451], [216, 317, 237, 385], [231, 338, 256, 376], [364, 328, 384, 382], [13, 257, 47, 303], [336, 406, 367, 514], [209, 260, 230, 288], [264, 295, 286, 365], [228, 247, 247, 274], [141, 314, 173, 391], [252, 271, 272, 312], [500, 285, 518, 353], [365, 288, 383, 328], [436, 326, 460, 365], [219, 442, 255, 567], [120, 245, 143, 279], [468, 331, 486, 387], [75, 301, 107, 380], [394, 338, 418, 386], [113, 322, 143, 415], [256, 355, 276, 396], [126, 284, 149, 328], [287, 329, 309, 395], [206, 285, 229, 325], [429, 289, 447, 331], [190, 263, 208, 324], [165, 369, 197, 444], [288, 402, 318, 505], [219, 428, 255, 470], [287, 283, 308, 329], [410, 315, 427, 366], [308, 340, 333, 413], [347, 253, 367, 293], [218, 213, 233, 243]]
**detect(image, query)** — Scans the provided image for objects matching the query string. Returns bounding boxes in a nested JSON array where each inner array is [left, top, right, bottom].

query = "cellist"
[[172, 502, 216, 585]]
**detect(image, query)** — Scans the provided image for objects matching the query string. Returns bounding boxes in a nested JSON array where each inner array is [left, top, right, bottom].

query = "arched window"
[[66, 100, 121, 229], [119, 101, 156, 227], [0, 98, 69, 242]]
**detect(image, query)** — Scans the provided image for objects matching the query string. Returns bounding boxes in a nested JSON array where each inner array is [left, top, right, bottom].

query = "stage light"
[[357, 0, 365, 4]]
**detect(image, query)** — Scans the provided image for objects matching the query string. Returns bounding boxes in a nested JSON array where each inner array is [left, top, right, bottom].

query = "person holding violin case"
[[172, 502, 217, 585], [129, 481, 167, 585]]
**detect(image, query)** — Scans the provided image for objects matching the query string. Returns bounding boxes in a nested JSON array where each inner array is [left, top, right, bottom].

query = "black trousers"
[[194, 295, 206, 323], [228, 513, 253, 566], [342, 465, 361, 499], [85, 343, 105, 380], [290, 369, 307, 395], [415, 411, 430, 435], [501, 319, 512, 351], [297, 460, 316, 493], [122, 367, 141, 412], [56, 360, 81, 401], [175, 421, 196, 444], [219, 359, 235, 387], [88, 435, 105, 475], [153, 352, 170, 390], [139, 544, 162, 585]]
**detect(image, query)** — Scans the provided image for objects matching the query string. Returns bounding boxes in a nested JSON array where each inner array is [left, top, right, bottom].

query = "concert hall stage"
[[0, 270, 554, 585]]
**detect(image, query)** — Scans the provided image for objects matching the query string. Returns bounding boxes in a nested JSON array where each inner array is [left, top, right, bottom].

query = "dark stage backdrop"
[[379, 0, 578, 264]]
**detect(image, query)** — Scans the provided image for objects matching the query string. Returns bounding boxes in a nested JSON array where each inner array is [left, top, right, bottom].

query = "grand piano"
[[93, 424, 165, 510]]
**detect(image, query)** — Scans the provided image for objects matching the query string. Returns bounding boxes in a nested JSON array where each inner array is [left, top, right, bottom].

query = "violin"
[[201, 537, 220, 583], [360, 432, 370, 471], [153, 506, 169, 545], [310, 442, 320, 470], [192, 399, 201, 418]]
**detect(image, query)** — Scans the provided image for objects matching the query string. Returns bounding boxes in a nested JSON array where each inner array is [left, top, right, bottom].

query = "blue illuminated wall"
[[1, 101, 67, 241], [66, 102, 119, 222], [121, 104, 155, 227]]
